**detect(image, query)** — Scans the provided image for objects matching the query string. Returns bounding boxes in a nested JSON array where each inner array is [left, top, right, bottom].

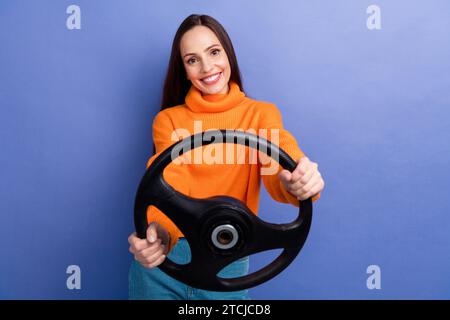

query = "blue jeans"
[[128, 238, 250, 300]]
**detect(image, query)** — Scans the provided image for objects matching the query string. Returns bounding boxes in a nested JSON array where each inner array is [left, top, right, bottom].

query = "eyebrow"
[[183, 44, 221, 59]]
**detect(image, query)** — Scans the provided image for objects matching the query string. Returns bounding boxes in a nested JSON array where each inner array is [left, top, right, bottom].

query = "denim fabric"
[[129, 238, 250, 300]]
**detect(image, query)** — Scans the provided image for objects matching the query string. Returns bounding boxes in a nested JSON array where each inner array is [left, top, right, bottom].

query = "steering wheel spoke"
[[151, 188, 212, 240], [250, 211, 311, 254]]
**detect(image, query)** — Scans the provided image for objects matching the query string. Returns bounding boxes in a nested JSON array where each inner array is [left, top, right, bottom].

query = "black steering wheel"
[[134, 130, 313, 291]]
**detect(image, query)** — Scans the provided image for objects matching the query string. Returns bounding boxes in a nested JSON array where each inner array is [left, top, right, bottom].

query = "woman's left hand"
[[278, 156, 325, 201]]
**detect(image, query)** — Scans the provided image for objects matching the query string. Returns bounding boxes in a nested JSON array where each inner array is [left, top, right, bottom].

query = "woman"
[[128, 14, 325, 300]]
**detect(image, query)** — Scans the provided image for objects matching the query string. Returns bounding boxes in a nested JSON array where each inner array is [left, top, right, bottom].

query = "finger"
[[295, 171, 321, 196], [146, 253, 167, 269], [146, 244, 166, 262], [135, 246, 164, 265], [298, 181, 323, 201], [135, 239, 162, 258], [297, 175, 324, 200], [130, 236, 151, 252], [156, 225, 170, 246], [290, 166, 316, 190], [128, 233, 137, 253], [310, 179, 324, 197], [127, 232, 136, 245], [139, 245, 166, 267], [278, 169, 292, 183], [291, 157, 310, 181], [136, 240, 163, 259], [147, 222, 158, 243]]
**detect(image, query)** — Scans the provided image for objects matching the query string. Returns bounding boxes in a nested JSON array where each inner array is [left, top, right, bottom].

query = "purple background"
[[1, 0, 449, 299]]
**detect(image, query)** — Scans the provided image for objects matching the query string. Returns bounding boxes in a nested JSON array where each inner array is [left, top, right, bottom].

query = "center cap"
[[211, 224, 239, 249]]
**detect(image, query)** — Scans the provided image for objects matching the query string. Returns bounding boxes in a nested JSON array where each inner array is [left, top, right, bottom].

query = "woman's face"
[[180, 26, 231, 95]]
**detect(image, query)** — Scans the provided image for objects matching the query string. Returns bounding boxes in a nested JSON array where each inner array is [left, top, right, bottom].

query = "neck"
[[201, 83, 230, 96], [185, 81, 245, 113]]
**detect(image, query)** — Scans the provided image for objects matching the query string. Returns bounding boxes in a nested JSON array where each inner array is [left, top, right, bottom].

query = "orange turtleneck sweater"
[[146, 81, 320, 251]]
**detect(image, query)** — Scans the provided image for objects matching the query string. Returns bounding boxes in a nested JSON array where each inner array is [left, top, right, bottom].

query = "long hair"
[[153, 14, 245, 154]]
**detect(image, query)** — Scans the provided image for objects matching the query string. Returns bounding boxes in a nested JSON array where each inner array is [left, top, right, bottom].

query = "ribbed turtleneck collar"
[[185, 81, 246, 113]]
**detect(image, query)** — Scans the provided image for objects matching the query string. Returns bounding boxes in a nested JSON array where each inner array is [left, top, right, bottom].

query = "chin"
[[205, 86, 225, 95], [196, 80, 229, 95]]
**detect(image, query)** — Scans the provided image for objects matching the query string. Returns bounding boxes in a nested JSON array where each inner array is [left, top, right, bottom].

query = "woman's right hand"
[[128, 222, 170, 269]]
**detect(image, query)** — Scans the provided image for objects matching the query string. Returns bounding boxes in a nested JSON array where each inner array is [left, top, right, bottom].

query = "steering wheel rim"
[[134, 130, 313, 291]]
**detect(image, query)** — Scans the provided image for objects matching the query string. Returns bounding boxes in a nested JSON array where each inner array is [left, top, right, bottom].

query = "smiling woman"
[[180, 27, 231, 94], [127, 13, 323, 300]]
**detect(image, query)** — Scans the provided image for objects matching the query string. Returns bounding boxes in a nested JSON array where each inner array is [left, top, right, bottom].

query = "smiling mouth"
[[201, 72, 222, 85]]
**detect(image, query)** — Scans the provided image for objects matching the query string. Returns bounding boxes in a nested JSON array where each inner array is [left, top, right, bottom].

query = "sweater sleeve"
[[258, 104, 320, 207], [145, 111, 189, 253]]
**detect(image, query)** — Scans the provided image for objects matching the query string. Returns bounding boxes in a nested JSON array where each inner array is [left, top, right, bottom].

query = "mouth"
[[201, 72, 222, 85]]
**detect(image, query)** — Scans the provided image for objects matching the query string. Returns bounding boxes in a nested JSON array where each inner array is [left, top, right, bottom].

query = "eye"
[[187, 57, 197, 65], [211, 49, 220, 56]]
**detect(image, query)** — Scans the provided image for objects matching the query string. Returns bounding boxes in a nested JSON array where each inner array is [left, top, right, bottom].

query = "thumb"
[[146, 222, 158, 243], [157, 225, 170, 246], [278, 169, 292, 183]]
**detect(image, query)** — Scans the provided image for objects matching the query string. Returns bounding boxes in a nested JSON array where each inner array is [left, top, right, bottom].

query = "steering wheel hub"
[[212, 224, 238, 249]]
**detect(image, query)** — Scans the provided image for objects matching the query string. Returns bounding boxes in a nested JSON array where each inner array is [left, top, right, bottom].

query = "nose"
[[201, 58, 214, 74]]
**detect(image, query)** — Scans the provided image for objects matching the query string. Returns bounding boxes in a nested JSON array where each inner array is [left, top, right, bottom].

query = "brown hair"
[[160, 14, 245, 111]]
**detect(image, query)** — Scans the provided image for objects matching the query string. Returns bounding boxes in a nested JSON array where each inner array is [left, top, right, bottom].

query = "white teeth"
[[202, 72, 221, 83]]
